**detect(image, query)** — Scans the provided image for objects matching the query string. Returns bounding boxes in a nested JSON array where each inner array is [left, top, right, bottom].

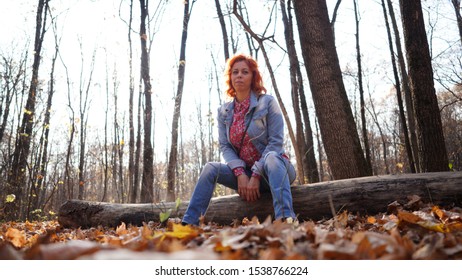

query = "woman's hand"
[[246, 176, 261, 202], [237, 174, 250, 200], [237, 174, 261, 201]]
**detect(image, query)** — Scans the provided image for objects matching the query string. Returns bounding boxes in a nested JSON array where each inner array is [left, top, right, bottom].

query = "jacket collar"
[[232, 91, 258, 109], [249, 91, 259, 110], [224, 91, 259, 113]]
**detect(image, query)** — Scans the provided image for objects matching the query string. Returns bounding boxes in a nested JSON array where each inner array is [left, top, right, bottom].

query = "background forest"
[[0, 0, 461, 222]]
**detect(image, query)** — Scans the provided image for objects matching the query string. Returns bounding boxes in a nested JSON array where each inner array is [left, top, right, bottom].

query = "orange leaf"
[[431, 206, 446, 221], [5, 228, 27, 248], [214, 241, 232, 252], [367, 216, 376, 224], [398, 211, 422, 224], [116, 222, 128, 236], [336, 211, 349, 228]]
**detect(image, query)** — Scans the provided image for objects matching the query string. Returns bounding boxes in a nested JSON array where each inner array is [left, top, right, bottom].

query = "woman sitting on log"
[[182, 54, 296, 226]]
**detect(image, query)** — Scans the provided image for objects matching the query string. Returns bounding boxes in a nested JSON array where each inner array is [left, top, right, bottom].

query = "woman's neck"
[[235, 90, 251, 103]]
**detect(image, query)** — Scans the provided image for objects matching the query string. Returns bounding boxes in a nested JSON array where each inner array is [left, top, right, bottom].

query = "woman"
[[182, 54, 296, 226]]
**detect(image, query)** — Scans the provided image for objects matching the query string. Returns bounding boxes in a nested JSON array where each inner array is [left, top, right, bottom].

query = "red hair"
[[224, 54, 267, 98]]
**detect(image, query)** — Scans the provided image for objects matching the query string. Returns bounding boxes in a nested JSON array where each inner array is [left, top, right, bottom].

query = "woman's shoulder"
[[217, 100, 234, 120], [256, 93, 277, 108], [257, 93, 275, 102], [218, 100, 233, 111]]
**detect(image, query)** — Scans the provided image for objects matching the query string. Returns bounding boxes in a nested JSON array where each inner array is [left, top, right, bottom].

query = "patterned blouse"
[[229, 97, 261, 178]]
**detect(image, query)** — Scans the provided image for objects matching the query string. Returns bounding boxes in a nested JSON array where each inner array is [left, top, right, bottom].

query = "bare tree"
[[233, 0, 305, 184], [139, 0, 154, 203], [7, 0, 49, 220], [451, 0, 462, 47], [101, 59, 110, 202], [399, 0, 449, 172], [330, 0, 343, 41], [367, 91, 390, 175], [387, 0, 419, 172], [0, 51, 27, 144], [134, 84, 142, 202], [380, 0, 415, 173], [214, 0, 230, 61], [292, 0, 371, 179], [28, 6, 61, 217], [77, 41, 95, 200], [127, 0, 137, 203], [280, 0, 319, 183], [353, 0, 373, 175], [167, 0, 197, 202]]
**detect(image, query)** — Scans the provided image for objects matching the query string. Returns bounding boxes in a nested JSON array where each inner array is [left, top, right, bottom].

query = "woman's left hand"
[[246, 176, 261, 202]]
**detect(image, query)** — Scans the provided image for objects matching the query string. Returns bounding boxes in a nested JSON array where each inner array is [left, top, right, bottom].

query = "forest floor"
[[1, 195, 462, 260]]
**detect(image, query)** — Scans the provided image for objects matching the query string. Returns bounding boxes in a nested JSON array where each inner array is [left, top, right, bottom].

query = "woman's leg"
[[259, 152, 296, 220], [182, 162, 237, 225]]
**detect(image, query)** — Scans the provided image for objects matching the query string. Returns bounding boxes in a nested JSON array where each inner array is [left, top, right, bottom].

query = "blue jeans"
[[182, 151, 296, 225]]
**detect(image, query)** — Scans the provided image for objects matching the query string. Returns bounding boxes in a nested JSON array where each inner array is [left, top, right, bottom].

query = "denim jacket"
[[217, 91, 288, 175]]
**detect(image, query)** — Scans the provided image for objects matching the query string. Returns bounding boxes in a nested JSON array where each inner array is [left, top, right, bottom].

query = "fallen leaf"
[[116, 222, 128, 236], [367, 216, 377, 224], [5, 228, 26, 248], [398, 211, 422, 224]]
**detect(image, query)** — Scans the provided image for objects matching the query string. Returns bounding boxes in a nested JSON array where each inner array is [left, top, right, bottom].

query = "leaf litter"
[[1, 195, 462, 260]]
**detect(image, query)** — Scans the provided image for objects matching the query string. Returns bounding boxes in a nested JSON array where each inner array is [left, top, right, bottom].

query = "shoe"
[[280, 217, 299, 226]]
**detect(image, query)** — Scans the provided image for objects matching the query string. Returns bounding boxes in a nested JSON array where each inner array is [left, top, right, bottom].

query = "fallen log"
[[58, 171, 462, 228]]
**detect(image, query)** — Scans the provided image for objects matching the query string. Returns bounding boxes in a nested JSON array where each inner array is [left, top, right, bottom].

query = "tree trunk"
[[315, 118, 326, 180], [330, 0, 343, 39], [64, 68, 75, 202], [134, 88, 142, 202], [127, 0, 137, 204], [387, 0, 419, 173], [399, 0, 449, 172], [29, 10, 59, 216], [281, 0, 306, 184], [58, 172, 462, 228], [77, 45, 95, 200], [214, 0, 230, 61], [281, 0, 319, 184], [293, 0, 371, 180], [139, 0, 154, 203], [451, 0, 462, 47], [167, 0, 195, 202], [292, 6, 319, 183], [0, 54, 24, 143], [353, 0, 373, 176], [101, 63, 110, 202], [367, 92, 390, 174], [381, 0, 416, 173], [6, 0, 49, 220]]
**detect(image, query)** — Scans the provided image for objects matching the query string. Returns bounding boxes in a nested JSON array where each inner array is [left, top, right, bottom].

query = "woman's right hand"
[[237, 174, 250, 201]]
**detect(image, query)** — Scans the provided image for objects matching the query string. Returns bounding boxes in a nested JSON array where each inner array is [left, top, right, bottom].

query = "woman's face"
[[231, 60, 253, 94]]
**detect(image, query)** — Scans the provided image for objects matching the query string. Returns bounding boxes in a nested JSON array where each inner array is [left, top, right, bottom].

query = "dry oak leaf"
[[154, 223, 199, 242], [5, 228, 27, 248]]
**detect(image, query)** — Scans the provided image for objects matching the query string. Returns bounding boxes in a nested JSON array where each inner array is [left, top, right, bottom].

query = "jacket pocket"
[[249, 108, 267, 139], [252, 108, 267, 128]]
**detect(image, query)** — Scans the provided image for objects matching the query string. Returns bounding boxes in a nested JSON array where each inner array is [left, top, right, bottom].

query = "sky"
[[0, 0, 459, 160]]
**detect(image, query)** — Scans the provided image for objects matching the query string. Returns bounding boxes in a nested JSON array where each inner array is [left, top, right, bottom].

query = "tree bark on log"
[[58, 172, 462, 228]]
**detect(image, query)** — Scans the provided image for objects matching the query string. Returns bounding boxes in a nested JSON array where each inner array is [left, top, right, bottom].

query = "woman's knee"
[[201, 162, 221, 178], [263, 151, 281, 168]]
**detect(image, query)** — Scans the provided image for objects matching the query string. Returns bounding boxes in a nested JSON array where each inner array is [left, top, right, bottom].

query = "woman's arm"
[[217, 106, 246, 170], [251, 96, 284, 175]]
